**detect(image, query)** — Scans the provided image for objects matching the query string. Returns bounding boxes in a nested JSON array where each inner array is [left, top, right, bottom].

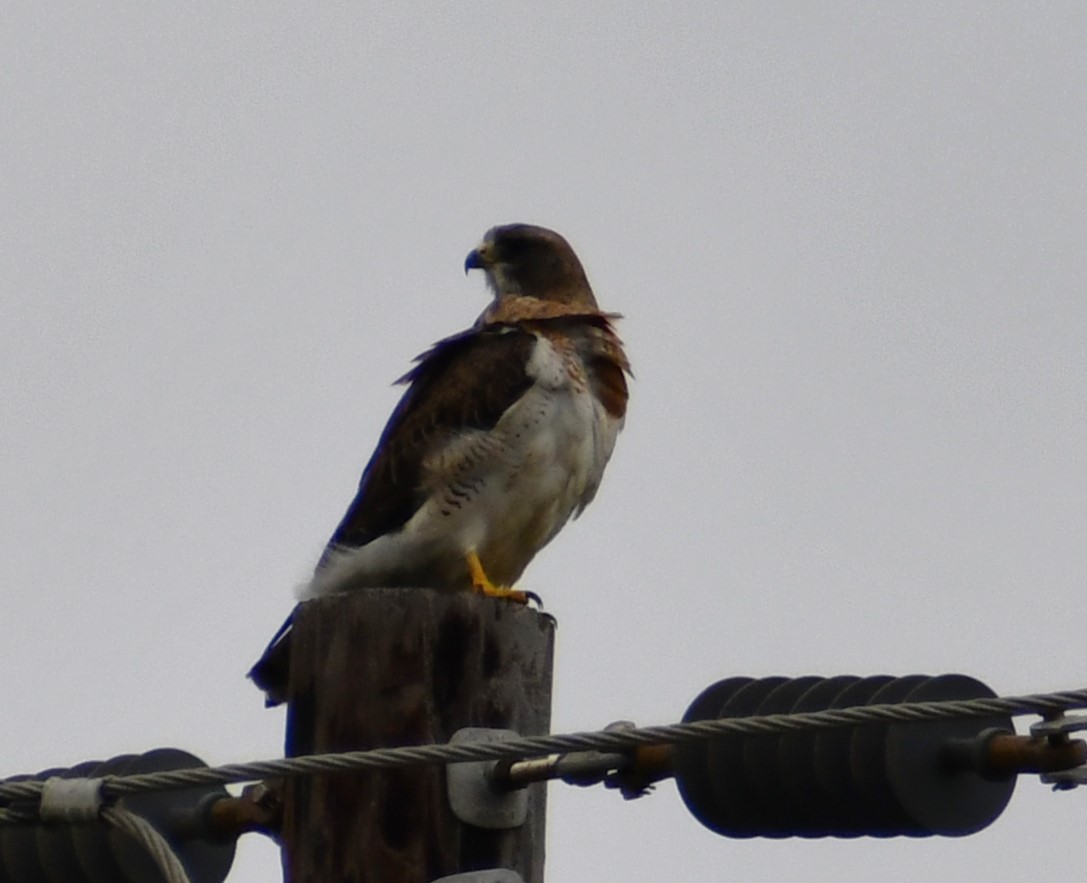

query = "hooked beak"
[[464, 248, 484, 275], [464, 241, 494, 275]]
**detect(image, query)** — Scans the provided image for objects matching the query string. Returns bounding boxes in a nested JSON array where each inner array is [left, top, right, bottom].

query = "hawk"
[[250, 223, 629, 700]]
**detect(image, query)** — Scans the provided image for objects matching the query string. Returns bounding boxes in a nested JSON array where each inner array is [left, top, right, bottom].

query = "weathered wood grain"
[[281, 588, 554, 883]]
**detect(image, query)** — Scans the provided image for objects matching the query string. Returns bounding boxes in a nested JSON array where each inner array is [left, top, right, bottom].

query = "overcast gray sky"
[[3, 3, 1085, 881]]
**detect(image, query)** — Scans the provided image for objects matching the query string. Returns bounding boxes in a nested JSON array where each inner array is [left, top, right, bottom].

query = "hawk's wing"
[[319, 324, 537, 561], [251, 325, 537, 705]]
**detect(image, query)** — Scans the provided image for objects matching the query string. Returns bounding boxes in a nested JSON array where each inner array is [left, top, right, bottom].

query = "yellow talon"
[[466, 550, 530, 604]]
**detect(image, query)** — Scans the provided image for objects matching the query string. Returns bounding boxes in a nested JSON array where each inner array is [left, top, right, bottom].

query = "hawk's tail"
[[248, 607, 296, 707]]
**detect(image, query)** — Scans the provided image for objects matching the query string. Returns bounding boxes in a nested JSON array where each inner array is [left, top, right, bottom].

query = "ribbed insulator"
[[674, 674, 1015, 837], [0, 748, 234, 883]]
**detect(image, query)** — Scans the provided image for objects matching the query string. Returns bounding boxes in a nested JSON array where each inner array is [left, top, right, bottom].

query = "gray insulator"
[[674, 674, 1016, 838], [0, 749, 235, 883]]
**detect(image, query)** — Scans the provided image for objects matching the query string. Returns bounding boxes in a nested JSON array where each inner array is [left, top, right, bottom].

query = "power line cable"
[[2, 685, 1084, 806]]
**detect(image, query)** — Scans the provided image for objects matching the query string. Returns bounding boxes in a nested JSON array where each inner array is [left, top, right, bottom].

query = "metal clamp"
[[40, 777, 105, 824], [446, 729, 528, 829], [1030, 712, 1087, 739], [488, 721, 672, 799], [1032, 713, 1087, 790]]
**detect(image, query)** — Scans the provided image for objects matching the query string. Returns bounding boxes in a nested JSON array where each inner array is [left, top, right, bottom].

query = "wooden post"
[[281, 588, 555, 883]]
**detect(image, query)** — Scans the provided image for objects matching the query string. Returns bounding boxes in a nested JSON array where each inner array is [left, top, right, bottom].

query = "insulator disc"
[[71, 754, 142, 883], [811, 675, 894, 836], [849, 675, 931, 836], [777, 675, 861, 836], [674, 677, 753, 835], [110, 748, 236, 883], [740, 676, 824, 836], [1, 775, 49, 883], [885, 674, 1016, 835], [36, 760, 103, 883], [705, 677, 790, 837]]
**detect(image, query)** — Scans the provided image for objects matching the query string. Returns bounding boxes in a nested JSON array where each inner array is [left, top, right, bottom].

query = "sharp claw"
[[465, 551, 546, 608]]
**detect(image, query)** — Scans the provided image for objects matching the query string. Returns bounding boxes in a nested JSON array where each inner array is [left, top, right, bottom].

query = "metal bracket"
[[1031, 713, 1087, 790], [1041, 766, 1087, 789], [1030, 713, 1087, 739], [431, 871, 525, 883], [446, 728, 528, 829]]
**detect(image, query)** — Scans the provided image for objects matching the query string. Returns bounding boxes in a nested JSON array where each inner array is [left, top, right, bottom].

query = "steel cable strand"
[[1, 687, 1085, 808]]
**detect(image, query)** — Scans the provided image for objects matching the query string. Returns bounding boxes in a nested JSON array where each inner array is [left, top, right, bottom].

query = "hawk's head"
[[465, 223, 598, 308]]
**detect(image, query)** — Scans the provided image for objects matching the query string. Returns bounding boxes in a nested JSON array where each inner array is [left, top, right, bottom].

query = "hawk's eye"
[[498, 236, 538, 263]]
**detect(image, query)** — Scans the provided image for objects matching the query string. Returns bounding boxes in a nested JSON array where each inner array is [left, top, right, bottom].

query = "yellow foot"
[[466, 550, 532, 605]]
